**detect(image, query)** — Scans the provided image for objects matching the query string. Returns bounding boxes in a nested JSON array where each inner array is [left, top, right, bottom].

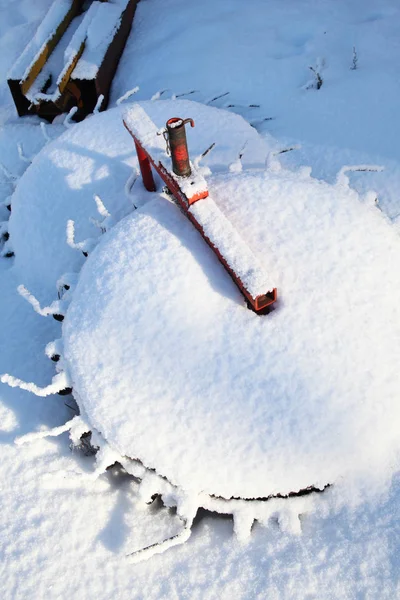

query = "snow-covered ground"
[[1, 0, 400, 598]]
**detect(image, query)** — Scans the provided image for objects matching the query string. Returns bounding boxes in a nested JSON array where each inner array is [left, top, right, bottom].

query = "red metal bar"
[[135, 140, 156, 192]]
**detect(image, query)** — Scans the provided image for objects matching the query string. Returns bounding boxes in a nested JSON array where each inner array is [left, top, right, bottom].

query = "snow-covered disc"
[[63, 165, 400, 501]]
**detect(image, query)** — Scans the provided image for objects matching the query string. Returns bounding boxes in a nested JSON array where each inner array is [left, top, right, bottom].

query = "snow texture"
[[190, 197, 274, 296], [9, 101, 270, 300], [63, 165, 400, 501], [2, 0, 400, 596], [25, 12, 85, 104], [9, 0, 131, 106], [123, 103, 168, 160]]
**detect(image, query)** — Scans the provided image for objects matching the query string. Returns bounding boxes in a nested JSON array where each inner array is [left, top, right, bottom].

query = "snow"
[[7, 0, 72, 81], [8, 0, 133, 107], [9, 100, 270, 300], [116, 85, 139, 105], [25, 12, 85, 104], [72, 0, 131, 81], [62, 166, 400, 502], [123, 102, 168, 160], [1, 370, 70, 397], [190, 197, 274, 297], [1, 0, 400, 595], [111, 0, 400, 211]]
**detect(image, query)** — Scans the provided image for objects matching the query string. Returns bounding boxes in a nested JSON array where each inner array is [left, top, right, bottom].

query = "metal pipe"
[[165, 117, 194, 177]]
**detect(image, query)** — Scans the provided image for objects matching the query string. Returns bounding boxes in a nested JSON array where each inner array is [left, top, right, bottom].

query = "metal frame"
[[124, 119, 277, 314]]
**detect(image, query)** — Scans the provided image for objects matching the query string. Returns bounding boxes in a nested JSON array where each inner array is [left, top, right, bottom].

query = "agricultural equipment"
[[123, 105, 277, 313], [8, 0, 138, 121]]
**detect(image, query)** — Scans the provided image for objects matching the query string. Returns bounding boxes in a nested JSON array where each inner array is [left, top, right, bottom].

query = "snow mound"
[[8, 100, 270, 300], [63, 166, 400, 500]]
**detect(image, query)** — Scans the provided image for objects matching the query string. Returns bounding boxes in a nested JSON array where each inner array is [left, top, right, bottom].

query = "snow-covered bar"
[[8, 0, 80, 86], [124, 103, 168, 162], [190, 198, 275, 299], [123, 104, 277, 311], [8, 0, 82, 115]]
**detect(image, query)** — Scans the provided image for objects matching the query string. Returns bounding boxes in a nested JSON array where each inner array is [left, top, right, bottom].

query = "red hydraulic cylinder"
[[165, 117, 194, 177]]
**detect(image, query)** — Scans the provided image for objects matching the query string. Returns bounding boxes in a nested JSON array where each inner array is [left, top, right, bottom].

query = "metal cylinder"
[[166, 117, 194, 177]]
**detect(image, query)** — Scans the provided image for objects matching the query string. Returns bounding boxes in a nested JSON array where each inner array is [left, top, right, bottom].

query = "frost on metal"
[[1, 371, 71, 398], [66, 219, 97, 256]]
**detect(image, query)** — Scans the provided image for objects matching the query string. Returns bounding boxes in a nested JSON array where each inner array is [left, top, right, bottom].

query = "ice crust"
[[63, 167, 400, 500]]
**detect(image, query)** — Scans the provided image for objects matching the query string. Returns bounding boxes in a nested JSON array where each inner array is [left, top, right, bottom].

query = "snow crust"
[[3, 0, 400, 594], [64, 167, 400, 500]]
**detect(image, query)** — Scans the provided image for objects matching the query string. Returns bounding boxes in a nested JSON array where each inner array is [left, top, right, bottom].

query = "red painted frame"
[[124, 120, 277, 313]]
